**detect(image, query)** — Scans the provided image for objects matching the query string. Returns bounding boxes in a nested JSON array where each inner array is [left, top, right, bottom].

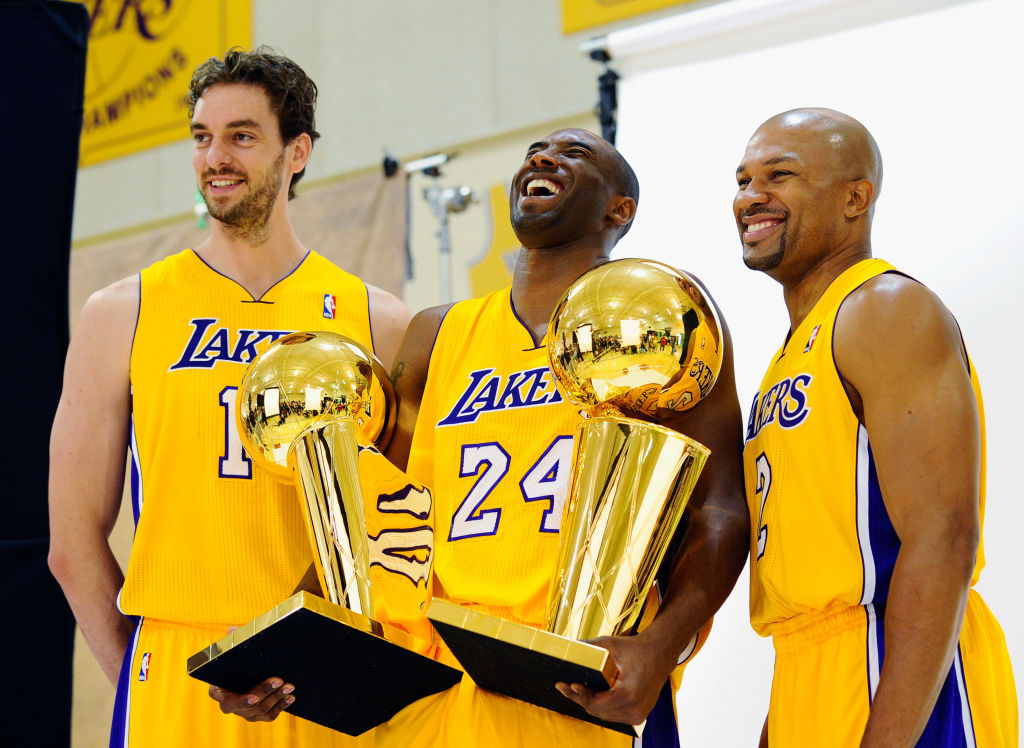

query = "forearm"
[[860, 533, 974, 747], [49, 537, 133, 684], [641, 498, 749, 660]]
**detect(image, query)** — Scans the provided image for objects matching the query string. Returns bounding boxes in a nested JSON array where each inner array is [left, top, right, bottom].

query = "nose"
[[205, 135, 232, 169], [734, 178, 767, 216], [528, 148, 557, 169]]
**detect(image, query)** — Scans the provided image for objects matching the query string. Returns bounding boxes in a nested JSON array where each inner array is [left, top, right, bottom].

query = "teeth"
[[747, 220, 779, 232], [527, 178, 562, 196], [210, 179, 241, 187]]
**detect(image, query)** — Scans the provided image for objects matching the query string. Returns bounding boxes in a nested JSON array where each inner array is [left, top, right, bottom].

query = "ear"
[[288, 133, 313, 175], [844, 179, 874, 219], [607, 195, 637, 229]]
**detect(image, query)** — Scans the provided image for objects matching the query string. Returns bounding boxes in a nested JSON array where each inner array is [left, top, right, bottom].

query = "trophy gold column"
[[188, 331, 460, 735], [428, 259, 724, 734]]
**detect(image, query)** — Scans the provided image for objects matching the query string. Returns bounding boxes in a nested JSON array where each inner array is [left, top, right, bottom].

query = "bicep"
[[836, 280, 980, 548], [49, 283, 137, 538], [383, 305, 448, 470], [368, 286, 413, 370]]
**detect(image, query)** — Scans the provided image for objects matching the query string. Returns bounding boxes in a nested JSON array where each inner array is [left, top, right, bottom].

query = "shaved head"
[[734, 108, 882, 278], [758, 108, 883, 201]]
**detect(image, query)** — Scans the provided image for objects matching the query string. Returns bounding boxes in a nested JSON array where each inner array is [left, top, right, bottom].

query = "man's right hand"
[[209, 678, 294, 722]]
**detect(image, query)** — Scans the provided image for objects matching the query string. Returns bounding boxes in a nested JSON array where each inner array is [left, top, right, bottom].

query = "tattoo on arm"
[[391, 361, 406, 387]]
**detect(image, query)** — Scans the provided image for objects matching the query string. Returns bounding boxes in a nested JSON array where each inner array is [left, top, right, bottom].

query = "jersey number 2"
[[755, 452, 771, 559]]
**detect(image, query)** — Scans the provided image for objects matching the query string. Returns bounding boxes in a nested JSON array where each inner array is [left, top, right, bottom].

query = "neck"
[[196, 207, 306, 299], [780, 241, 872, 331], [510, 239, 612, 341]]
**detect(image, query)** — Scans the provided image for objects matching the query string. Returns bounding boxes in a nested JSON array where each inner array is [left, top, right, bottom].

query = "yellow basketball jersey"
[[121, 249, 374, 625], [744, 258, 987, 636], [408, 288, 581, 627]]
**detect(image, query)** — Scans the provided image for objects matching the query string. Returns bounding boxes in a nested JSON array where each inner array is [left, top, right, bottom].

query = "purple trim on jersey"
[[188, 247, 311, 302], [915, 648, 973, 747], [130, 271, 142, 363], [864, 597, 980, 737], [364, 281, 376, 356], [129, 405, 142, 526], [864, 440, 899, 605], [865, 602, 883, 702], [109, 616, 142, 748], [422, 304, 455, 382], [868, 609, 976, 746], [508, 293, 545, 351], [637, 678, 680, 748]]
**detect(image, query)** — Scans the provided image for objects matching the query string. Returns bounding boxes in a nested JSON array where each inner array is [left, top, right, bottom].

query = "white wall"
[[609, 0, 1023, 743]]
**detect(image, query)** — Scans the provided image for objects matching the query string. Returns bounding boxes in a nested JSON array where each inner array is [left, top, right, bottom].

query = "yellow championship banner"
[[562, 0, 698, 34], [78, 0, 251, 166]]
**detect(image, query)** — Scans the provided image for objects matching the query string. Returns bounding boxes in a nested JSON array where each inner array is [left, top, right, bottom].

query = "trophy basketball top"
[[547, 258, 723, 417], [236, 331, 396, 481]]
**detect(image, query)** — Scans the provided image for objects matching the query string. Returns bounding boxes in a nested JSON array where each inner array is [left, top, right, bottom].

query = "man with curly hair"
[[48, 47, 409, 747]]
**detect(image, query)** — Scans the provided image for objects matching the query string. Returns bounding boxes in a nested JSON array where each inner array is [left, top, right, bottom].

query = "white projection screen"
[[607, 0, 1022, 743]]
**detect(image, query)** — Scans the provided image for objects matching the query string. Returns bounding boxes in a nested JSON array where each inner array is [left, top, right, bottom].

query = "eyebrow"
[[736, 154, 799, 174], [190, 118, 264, 132], [526, 139, 595, 154]]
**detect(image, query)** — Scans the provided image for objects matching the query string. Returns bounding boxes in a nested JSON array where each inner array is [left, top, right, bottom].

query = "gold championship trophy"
[[427, 258, 723, 734], [187, 332, 461, 735]]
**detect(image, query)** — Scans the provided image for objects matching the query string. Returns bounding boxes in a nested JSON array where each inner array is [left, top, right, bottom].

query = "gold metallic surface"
[[290, 421, 371, 616], [187, 591, 386, 674], [545, 258, 721, 639], [236, 331, 395, 482], [235, 331, 395, 609], [547, 416, 708, 638], [548, 258, 722, 416], [425, 259, 725, 722], [426, 599, 617, 684]]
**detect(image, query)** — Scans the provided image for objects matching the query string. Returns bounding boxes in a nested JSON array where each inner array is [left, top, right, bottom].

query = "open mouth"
[[208, 177, 244, 190], [524, 177, 564, 197], [742, 214, 784, 241]]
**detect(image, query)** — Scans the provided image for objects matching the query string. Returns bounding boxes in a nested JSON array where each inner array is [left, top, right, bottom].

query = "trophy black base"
[[188, 592, 462, 735], [427, 599, 636, 736]]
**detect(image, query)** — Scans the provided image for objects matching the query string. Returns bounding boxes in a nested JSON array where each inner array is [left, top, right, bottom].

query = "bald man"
[[734, 108, 1016, 747]]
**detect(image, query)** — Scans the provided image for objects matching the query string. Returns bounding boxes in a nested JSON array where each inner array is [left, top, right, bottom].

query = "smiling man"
[[735, 108, 1017, 746], [373, 128, 749, 746], [48, 47, 409, 748], [211, 129, 749, 745]]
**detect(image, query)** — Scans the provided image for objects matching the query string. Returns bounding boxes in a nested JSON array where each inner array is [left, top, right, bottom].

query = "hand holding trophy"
[[427, 258, 723, 734], [188, 331, 459, 735]]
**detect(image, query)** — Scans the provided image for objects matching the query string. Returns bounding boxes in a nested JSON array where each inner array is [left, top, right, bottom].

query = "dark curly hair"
[[186, 46, 320, 199]]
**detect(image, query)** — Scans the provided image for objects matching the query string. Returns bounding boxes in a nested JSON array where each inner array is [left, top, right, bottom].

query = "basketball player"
[[213, 128, 749, 746], [735, 108, 1017, 746], [48, 48, 410, 747], [378, 128, 749, 746]]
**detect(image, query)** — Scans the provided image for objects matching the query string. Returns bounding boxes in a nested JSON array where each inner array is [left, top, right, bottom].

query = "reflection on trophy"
[[428, 258, 723, 734], [187, 331, 460, 735]]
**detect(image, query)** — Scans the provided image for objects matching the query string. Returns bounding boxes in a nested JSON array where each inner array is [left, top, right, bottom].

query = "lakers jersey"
[[744, 258, 987, 636], [408, 288, 581, 627], [120, 249, 374, 625]]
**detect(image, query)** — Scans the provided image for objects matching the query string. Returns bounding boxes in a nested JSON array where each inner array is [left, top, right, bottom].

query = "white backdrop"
[[608, 0, 1023, 743]]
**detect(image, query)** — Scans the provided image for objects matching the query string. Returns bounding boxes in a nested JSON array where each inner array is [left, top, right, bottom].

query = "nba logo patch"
[[138, 652, 151, 682], [804, 324, 821, 353], [323, 294, 337, 319]]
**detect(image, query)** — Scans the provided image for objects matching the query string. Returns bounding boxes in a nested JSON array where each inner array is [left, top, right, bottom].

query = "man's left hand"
[[555, 633, 672, 726]]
